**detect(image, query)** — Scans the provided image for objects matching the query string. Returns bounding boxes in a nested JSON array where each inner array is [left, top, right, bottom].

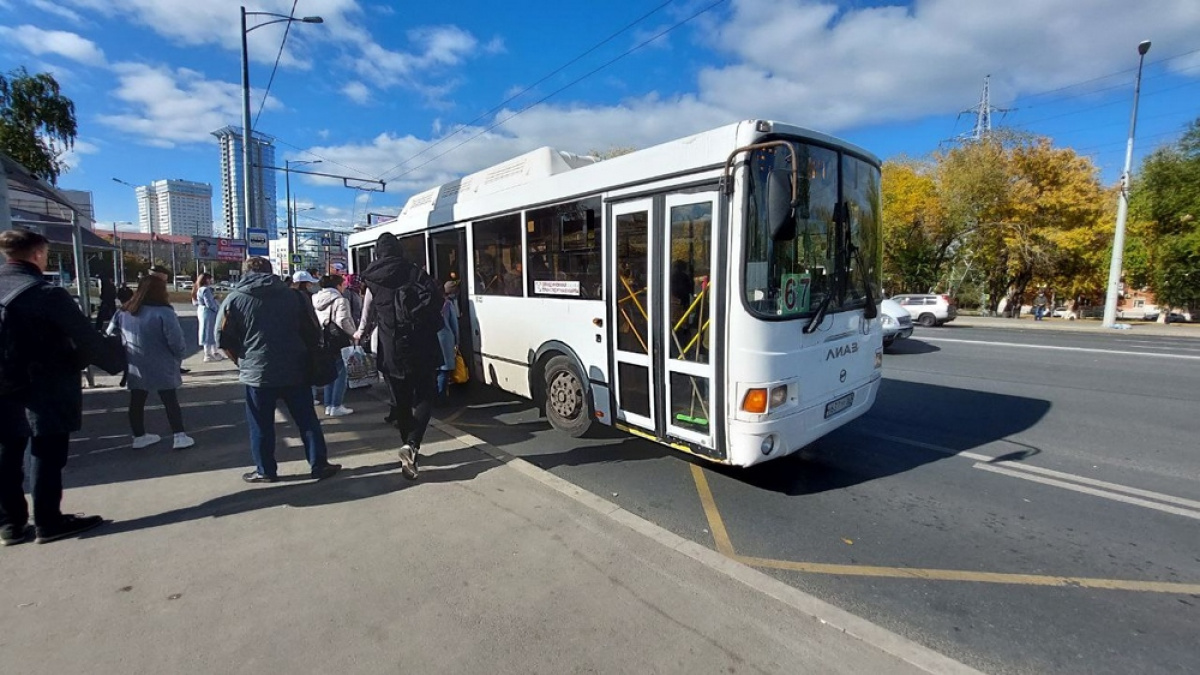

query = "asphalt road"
[[428, 324, 1200, 675]]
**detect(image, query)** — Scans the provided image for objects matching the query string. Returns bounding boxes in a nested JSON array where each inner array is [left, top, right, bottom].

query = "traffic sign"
[[292, 254, 303, 265], [247, 228, 269, 256], [320, 234, 331, 246]]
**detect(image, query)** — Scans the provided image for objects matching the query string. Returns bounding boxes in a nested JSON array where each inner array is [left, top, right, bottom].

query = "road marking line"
[[921, 337, 1200, 360], [974, 463, 1200, 521], [735, 555, 1200, 595], [689, 464, 736, 557], [84, 399, 243, 416], [865, 431, 1200, 511]]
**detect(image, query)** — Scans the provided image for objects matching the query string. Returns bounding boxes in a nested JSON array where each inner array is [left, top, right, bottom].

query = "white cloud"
[[96, 63, 280, 147], [28, 0, 86, 23], [0, 25, 106, 65], [341, 81, 371, 105], [58, 138, 99, 173]]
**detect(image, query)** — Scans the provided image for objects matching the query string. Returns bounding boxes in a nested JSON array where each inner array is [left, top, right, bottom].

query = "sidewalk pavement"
[[949, 314, 1200, 338], [6, 353, 978, 674]]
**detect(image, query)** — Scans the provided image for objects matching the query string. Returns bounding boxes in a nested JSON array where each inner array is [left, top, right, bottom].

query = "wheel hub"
[[549, 371, 581, 419]]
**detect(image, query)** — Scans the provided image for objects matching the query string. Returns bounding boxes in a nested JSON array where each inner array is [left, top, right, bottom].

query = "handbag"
[[450, 348, 469, 384], [295, 291, 339, 386], [322, 319, 353, 351]]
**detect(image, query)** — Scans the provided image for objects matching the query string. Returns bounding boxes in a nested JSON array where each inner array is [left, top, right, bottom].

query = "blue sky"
[[3, 0, 1200, 233]]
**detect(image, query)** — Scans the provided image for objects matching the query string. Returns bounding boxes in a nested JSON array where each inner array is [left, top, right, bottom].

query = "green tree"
[[0, 67, 77, 184], [881, 158, 951, 294], [1128, 118, 1200, 312]]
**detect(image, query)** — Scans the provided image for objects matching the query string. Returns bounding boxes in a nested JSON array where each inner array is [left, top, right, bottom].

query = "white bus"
[[349, 120, 883, 467]]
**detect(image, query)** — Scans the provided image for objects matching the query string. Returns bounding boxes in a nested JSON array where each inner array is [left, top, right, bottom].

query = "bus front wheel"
[[543, 355, 594, 438]]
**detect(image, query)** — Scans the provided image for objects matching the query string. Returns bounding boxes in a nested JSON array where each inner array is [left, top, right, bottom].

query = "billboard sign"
[[194, 237, 246, 261], [246, 228, 269, 256]]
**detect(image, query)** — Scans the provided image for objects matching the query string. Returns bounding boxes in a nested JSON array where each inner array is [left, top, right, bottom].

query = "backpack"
[[0, 278, 41, 396], [391, 276, 441, 344]]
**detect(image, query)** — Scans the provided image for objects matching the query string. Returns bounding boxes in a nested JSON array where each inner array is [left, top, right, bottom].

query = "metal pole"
[[286, 159, 293, 266], [240, 6, 255, 240], [1102, 40, 1151, 329], [170, 237, 178, 286], [71, 211, 91, 317]]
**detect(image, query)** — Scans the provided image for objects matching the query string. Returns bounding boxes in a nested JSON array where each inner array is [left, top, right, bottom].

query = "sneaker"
[[172, 433, 195, 450], [241, 471, 277, 484], [1, 523, 33, 547], [328, 405, 354, 417], [132, 433, 161, 449], [311, 463, 342, 481], [324, 406, 332, 416], [398, 444, 418, 480], [314, 399, 322, 406], [203, 355, 216, 363], [35, 514, 105, 544]]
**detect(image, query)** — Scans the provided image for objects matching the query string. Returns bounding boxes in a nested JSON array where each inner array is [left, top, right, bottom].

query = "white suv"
[[891, 294, 957, 327]]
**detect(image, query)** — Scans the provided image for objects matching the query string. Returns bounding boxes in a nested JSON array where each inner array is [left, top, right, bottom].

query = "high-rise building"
[[212, 126, 277, 240], [133, 179, 214, 238]]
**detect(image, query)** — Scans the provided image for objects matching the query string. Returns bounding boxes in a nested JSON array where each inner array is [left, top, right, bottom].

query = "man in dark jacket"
[[355, 232, 442, 480], [217, 256, 340, 483], [0, 229, 122, 545]]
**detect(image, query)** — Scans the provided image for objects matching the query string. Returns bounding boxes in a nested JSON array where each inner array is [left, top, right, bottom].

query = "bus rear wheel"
[[543, 355, 593, 438]]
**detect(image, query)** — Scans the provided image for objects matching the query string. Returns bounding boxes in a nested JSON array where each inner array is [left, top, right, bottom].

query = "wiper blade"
[[803, 295, 832, 334]]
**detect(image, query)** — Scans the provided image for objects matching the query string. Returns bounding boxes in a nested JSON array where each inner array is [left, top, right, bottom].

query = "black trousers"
[[0, 432, 70, 529], [385, 371, 437, 449], [129, 389, 185, 436]]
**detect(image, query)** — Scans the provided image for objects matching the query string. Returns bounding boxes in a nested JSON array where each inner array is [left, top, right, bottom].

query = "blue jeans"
[[323, 358, 348, 409], [245, 384, 329, 477]]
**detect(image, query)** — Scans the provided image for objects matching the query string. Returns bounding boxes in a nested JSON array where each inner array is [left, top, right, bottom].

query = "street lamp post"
[[285, 159, 321, 270], [239, 6, 323, 241], [1102, 39, 1152, 329]]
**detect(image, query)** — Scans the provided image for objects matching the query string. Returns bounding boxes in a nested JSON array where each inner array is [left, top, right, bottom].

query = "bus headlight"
[[769, 385, 788, 408], [760, 435, 776, 455]]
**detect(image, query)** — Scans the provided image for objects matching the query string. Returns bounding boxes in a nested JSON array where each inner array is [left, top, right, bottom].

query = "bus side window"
[[525, 196, 602, 300], [473, 214, 523, 296]]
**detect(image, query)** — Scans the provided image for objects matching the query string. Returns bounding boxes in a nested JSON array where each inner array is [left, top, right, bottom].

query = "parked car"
[[1143, 310, 1192, 323], [891, 293, 957, 327], [1050, 306, 1074, 318], [880, 299, 913, 348]]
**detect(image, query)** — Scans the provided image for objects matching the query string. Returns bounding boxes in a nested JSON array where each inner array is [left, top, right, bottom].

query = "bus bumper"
[[726, 375, 881, 467]]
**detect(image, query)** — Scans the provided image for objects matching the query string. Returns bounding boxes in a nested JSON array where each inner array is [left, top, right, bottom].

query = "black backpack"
[[0, 278, 40, 396], [391, 277, 441, 343]]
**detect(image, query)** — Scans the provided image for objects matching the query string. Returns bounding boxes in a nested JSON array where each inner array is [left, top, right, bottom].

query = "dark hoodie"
[[216, 272, 316, 387], [361, 232, 443, 379]]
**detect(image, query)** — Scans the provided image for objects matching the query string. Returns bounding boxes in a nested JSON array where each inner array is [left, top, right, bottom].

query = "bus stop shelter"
[[1, 151, 109, 316]]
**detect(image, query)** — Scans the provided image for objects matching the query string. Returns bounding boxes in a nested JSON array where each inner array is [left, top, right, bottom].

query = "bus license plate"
[[824, 393, 854, 419]]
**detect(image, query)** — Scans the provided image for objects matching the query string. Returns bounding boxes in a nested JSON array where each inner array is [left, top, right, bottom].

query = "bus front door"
[[610, 199, 655, 432]]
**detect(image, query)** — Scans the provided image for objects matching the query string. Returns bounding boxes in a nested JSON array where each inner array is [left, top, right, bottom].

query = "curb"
[[427, 416, 985, 675]]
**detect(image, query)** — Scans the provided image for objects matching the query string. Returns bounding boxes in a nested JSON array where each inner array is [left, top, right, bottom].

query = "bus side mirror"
[[767, 170, 797, 241]]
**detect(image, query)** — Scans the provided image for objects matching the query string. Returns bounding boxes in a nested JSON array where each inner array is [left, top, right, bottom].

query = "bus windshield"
[[742, 140, 881, 319]]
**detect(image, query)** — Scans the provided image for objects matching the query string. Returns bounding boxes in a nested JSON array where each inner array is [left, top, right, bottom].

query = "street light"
[[240, 6, 323, 239], [285, 159, 321, 268], [1102, 39, 1152, 329]]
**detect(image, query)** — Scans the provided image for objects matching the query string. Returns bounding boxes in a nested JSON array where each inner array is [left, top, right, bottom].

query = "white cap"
[[292, 271, 319, 284]]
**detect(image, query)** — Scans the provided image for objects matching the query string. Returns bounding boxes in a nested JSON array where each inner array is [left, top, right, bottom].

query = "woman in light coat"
[[313, 274, 357, 417], [108, 275, 193, 449], [192, 272, 223, 362]]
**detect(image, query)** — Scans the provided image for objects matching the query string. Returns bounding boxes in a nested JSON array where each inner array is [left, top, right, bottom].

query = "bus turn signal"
[[742, 388, 768, 414]]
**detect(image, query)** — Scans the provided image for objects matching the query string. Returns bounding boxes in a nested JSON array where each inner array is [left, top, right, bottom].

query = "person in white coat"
[[192, 273, 224, 362], [312, 274, 357, 417]]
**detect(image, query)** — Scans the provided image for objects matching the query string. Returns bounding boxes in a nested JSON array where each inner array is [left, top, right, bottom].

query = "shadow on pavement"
[[723, 379, 1052, 495], [884, 338, 941, 355], [84, 452, 497, 539]]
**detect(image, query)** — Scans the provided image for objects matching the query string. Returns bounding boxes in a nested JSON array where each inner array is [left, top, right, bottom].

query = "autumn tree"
[[1128, 117, 1200, 313], [0, 67, 77, 184], [881, 158, 951, 293]]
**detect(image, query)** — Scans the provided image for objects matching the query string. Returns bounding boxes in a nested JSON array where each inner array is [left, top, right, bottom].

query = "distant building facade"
[[212, 126, 277, 240], [133, 179, 213, 238]]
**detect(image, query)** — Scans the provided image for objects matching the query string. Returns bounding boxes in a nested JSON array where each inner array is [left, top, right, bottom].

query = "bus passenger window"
[[473, 214, 523, 296], [525, 196, 602, 300]]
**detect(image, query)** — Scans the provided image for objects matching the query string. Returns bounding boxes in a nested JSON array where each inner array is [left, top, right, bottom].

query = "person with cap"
[[291, 270, 319, 294], [436, 280, 461, 400], [354, 232, 442, 480], [216, 256, 340, 483]]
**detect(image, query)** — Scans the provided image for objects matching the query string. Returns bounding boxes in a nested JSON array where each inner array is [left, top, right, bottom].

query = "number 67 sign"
[[779, 273, 811, 315]]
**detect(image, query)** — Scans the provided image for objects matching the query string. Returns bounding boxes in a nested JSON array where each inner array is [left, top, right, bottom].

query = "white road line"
[[973, 463, 1200, 521], [866, 431, 1200, 514], [921, 337, 1200, 360], [83, 398, 243, 416]]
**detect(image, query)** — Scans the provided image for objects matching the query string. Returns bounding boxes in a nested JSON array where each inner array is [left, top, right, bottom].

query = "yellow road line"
[[735, 555, 1200, 595], [686, 460, 1200, 595], [689, 464, 735, 556]]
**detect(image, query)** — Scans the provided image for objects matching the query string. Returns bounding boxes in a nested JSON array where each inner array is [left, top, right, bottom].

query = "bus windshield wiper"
[[803, 294, 832, 333]]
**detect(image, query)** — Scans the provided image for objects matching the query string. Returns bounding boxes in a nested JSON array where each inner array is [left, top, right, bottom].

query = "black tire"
[[543, 355, 594, 438], [917, 312, 936, 327]]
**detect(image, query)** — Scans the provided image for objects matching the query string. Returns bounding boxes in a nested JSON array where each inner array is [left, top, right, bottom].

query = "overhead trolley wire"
[[253, 0, 300, 129], [374, 0, 682, 184], [381, 0, 729, 185]]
